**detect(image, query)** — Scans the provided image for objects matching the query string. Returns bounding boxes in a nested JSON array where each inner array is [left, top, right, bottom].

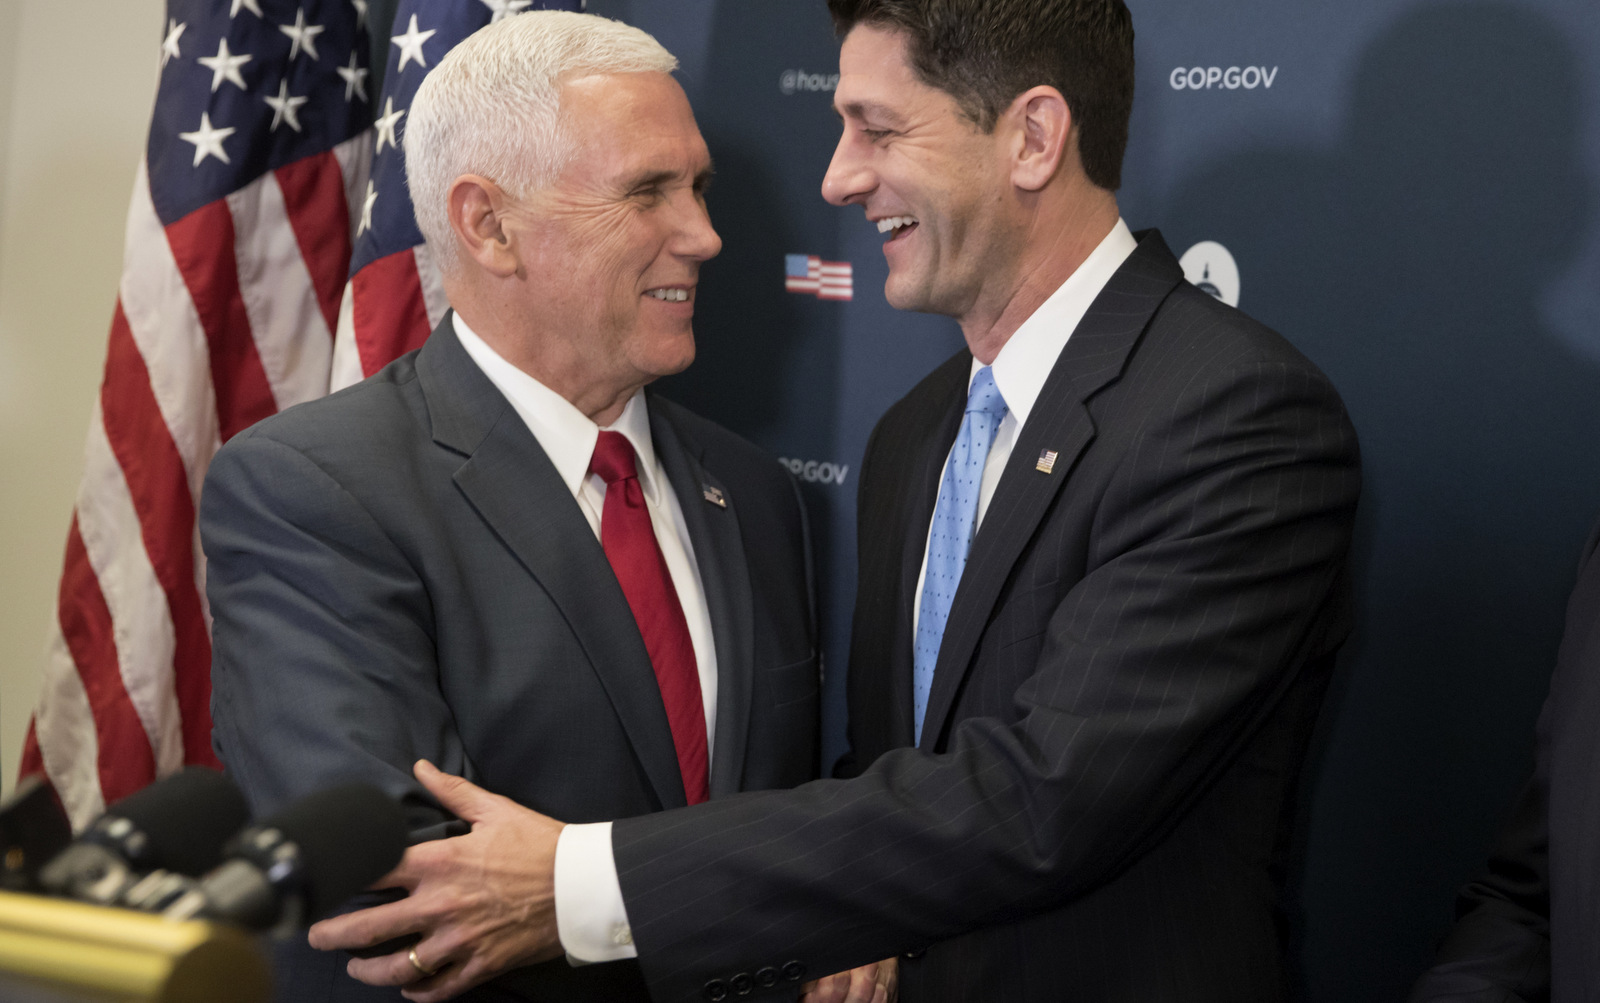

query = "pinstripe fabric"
[[613, 231, 1361, 1003]]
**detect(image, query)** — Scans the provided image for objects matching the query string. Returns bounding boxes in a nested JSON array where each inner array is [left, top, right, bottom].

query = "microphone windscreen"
[[256, 783, 407, 920], [106, 768, 250, 875], [0, 776, 72, 890]]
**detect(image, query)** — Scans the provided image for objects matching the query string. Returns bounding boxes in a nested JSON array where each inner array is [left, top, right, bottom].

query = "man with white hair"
[[201, 12, 820, 1001], [314, 0, 1358, 1001]]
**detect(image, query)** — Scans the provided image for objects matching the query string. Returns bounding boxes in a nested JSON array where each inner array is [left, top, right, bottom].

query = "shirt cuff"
[[553, 821, 637, 963]]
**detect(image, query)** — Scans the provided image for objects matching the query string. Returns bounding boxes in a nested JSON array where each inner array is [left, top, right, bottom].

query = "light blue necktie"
[[913, 366, 1008, 744]]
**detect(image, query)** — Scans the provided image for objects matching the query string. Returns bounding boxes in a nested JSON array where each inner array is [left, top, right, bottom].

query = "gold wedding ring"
[[408, 946, 438, 978]]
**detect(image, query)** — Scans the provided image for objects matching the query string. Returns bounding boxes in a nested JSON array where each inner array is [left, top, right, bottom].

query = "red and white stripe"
[[785, 256, 853, 302], [330, 237, 449, 391], [815, 260, 852, 301], [22, 137, 368, 829]]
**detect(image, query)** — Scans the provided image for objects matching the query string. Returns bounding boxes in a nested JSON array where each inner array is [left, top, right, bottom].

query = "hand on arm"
[[308, 761, 566, 1002], [802, 957, 898, 1003]]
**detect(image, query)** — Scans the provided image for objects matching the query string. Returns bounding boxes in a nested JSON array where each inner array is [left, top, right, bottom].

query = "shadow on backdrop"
[[643, 1, 858, 769], [1163, 3, 1598, 998], [646, 0, 843, 455]]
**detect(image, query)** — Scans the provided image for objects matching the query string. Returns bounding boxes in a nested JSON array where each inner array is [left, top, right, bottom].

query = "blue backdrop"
[[375, 0, 1600, 996]]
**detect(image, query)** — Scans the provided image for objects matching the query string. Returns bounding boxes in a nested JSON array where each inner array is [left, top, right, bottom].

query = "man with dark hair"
[[830, 0, 1136, 191], [312, 2, 1361, 1001]]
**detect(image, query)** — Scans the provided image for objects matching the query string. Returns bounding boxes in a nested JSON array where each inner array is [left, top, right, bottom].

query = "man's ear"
[[1008, 86, 1072, 192], [447, 174, 519, 277]]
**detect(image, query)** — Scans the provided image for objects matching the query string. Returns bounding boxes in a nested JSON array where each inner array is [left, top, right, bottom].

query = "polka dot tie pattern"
[[913, 367, 1008, 745]]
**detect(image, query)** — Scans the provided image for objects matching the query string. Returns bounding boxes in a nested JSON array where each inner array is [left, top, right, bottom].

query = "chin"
[[883, 278, 935, 316], [646, 338, 696, 379]]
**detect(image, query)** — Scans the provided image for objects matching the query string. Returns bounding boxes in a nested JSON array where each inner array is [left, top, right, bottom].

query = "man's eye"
[[861, 128, 891, 142]]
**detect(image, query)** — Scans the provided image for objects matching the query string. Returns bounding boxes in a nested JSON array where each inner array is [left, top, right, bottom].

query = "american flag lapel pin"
[[1036, 449, 1059, 474], [702, 484, 727, 508]]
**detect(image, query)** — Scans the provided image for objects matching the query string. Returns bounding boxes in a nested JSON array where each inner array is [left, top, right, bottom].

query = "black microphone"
[[37, 767, 249, 906], [161, 782, 407, 933], [0, 776, 72, 892]]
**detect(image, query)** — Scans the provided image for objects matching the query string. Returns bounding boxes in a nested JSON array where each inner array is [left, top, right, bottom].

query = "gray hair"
[[404, 11, 678, 272]]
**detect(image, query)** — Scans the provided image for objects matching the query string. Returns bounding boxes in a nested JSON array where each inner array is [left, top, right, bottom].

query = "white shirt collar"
[[451, 313, 663, 505], [979, 218, 1139, 426]]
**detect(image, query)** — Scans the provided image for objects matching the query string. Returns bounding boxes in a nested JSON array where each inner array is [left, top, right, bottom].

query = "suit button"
[[754, 967, 780, 988], [731, 972, 754, 996], [781, 960, 806, 982], [903, 947, 926, 960], [703, 979, 730, 1002]]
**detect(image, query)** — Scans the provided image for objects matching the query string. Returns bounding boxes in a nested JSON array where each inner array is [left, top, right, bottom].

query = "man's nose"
[[675, 196, 722, 261], [821, 131, 872, 207]]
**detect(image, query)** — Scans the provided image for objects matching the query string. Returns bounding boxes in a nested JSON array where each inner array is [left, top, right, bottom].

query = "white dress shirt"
[[552, 218, 1139, 963], [452, 314, 719, 963], [911, 218, 1138, 637]]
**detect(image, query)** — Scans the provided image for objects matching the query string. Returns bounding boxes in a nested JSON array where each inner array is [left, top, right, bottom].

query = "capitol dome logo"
[[1179, 241, 1240, 307]]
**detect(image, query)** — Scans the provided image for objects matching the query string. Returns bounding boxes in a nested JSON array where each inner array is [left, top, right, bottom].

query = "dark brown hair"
[[828, 0, 1135, 190]]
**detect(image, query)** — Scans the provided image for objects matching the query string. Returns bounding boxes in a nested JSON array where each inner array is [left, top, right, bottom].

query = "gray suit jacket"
[[610, 231, 1361, 1003], [202, 320, 819, 1002]]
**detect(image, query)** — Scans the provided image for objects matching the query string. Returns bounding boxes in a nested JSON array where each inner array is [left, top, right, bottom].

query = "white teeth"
[[875, 215, 917, 234], [646, 288, 689, 302]]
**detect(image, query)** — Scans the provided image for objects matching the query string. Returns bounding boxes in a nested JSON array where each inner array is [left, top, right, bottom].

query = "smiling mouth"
[[876, 215, 918, 241], [645, 287, 690, 302]]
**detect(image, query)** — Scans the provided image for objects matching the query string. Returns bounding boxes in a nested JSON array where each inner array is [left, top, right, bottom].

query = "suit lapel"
[[919, 231, 1188, 749], [416, 321, 687, 809], [648, 397, 755, 799]]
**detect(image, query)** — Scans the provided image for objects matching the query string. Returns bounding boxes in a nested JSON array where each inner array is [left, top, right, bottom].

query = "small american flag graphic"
[[785, 254, 852, 301]]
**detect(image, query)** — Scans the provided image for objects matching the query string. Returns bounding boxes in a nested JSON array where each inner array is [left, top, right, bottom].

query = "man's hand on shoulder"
[[801, 957, 898, 1003], [308, 760, 566, 1002]]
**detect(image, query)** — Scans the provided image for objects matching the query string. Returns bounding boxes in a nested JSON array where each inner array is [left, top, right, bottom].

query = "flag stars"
[[358, 180, 378, 236], [280, 8, 326, 62], [337, 52, 369, 103], [351, 0, 369, 31], [391, 14, 437, 73], [229, 0, 264, 18], [264, 80, 309, 132], [159, 19, 185, 70], [178, 112, 236, 167], [374, 97, 405, 154], [198, 38, 251, 93], [481, 0, 533, 23]]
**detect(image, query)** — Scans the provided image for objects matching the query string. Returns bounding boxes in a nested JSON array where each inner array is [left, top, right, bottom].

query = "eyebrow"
[[623, 161, 716, 192], [834, 100, 906, 127], [624, 169, 679, 191]]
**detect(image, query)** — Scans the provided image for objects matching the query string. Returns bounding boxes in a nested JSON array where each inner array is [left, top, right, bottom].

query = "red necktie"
[[589, 431, 710, 805]]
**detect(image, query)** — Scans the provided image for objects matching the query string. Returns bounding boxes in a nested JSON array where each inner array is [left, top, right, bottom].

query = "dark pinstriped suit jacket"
[[612, 231, 1361, 1003]]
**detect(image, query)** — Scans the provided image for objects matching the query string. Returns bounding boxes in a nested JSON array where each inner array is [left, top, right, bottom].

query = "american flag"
[[331, 0, 584, 390], [20, 0, 575, 829], [785, 253, 853, 301]]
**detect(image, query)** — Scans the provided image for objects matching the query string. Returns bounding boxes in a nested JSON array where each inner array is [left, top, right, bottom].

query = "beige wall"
[[0, 1, 165, 792]]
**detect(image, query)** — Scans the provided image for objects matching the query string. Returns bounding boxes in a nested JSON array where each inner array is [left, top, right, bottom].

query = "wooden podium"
[[0, 889, 269, 1002]]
